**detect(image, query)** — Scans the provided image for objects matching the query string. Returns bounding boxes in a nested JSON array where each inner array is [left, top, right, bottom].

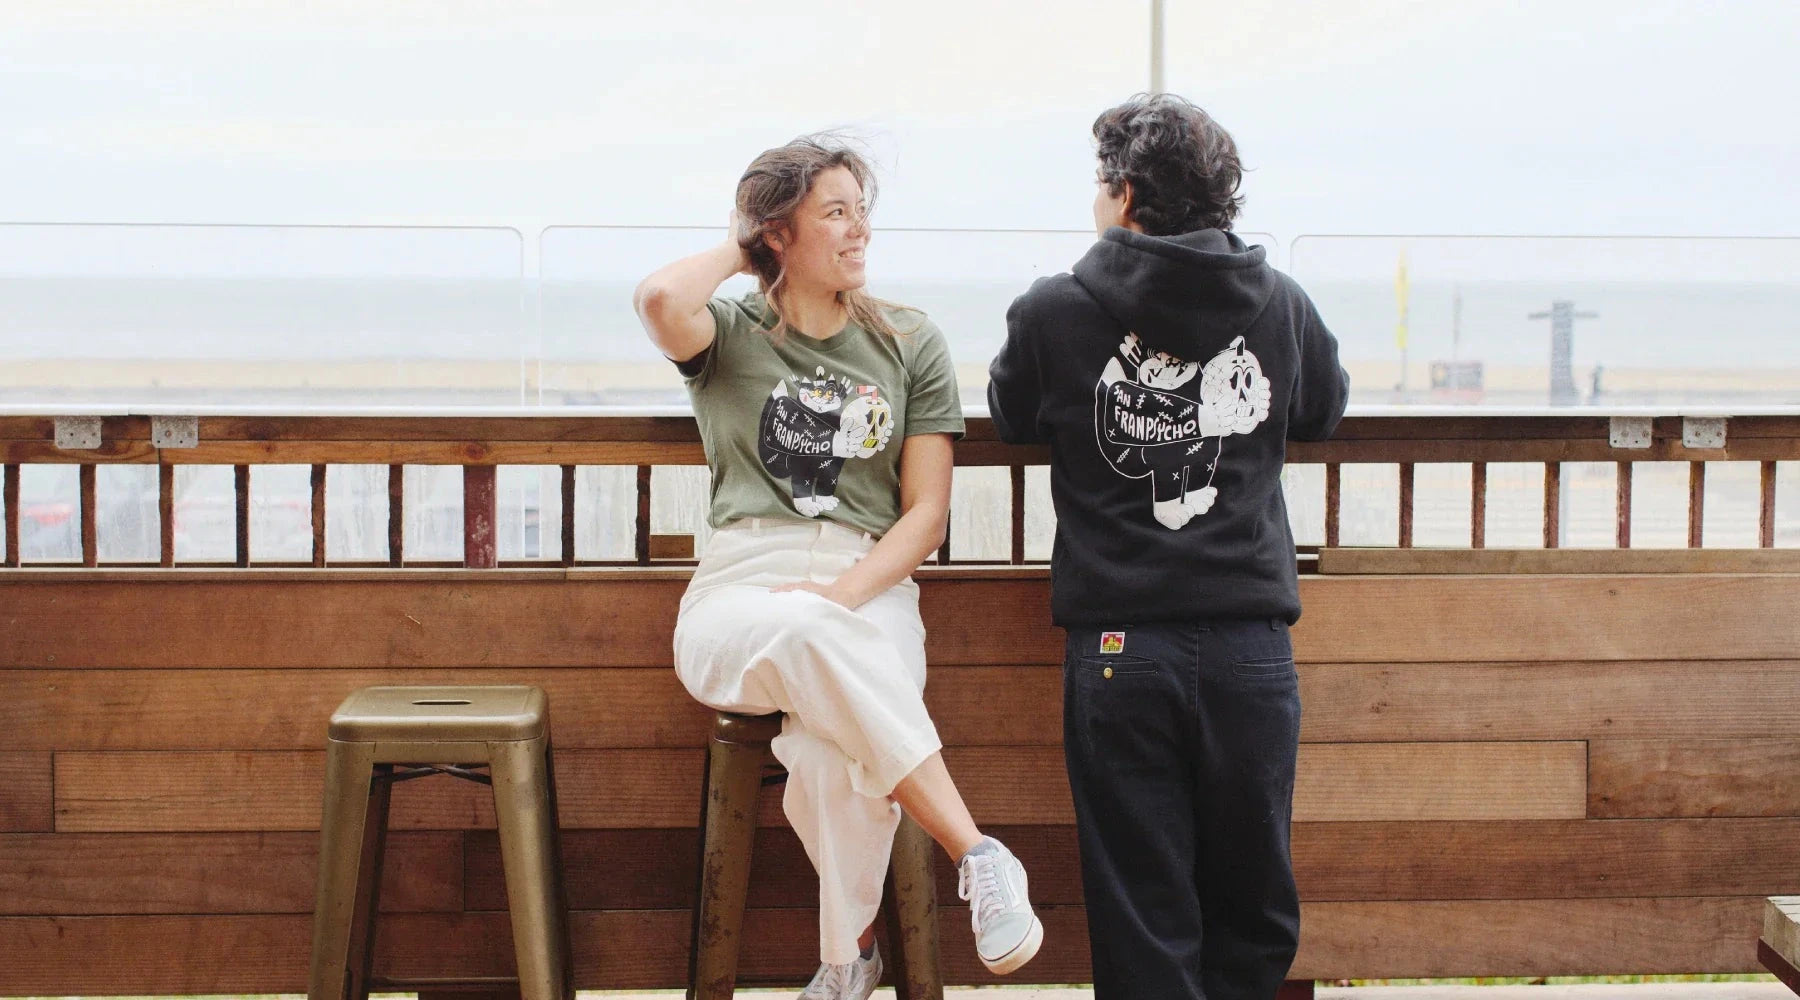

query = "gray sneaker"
[[957, 839, 1044, 974], [798, 942, 882, 1000]]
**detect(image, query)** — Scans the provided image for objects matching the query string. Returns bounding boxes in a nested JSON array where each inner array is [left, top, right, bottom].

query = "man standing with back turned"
[[986, 93, 1350, 999]]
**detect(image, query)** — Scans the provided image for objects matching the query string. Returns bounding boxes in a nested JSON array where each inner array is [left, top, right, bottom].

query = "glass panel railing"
[[0, 223, 526, 408], [536, 225, 1276, 409], [1288, 235, 1800, 408]]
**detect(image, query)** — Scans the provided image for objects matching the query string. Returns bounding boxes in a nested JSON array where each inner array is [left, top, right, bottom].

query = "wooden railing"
[[4, 408, 1800, 993], [2, 410, 1797, 570]]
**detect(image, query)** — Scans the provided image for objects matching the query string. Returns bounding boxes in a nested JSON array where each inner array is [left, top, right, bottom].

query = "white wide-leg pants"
[[673, 518, 942, 964]]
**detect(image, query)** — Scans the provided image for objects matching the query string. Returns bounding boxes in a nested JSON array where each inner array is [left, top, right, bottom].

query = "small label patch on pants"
[[1099, 632, 1126, 654]]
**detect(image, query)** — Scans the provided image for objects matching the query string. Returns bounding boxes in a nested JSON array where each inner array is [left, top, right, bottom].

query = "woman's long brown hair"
[[734, 134, 918, 340]]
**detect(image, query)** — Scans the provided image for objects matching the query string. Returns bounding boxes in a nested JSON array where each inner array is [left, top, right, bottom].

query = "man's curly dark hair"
[[1093, 93, 1244, 235]]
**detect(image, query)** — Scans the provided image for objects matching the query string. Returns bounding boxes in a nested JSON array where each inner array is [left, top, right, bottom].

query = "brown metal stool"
[[307, 685, 574, 1000], [689, 710, 943, 1000]]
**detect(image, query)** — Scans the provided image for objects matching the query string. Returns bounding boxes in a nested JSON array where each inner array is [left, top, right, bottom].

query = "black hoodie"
[[987, 227, 1349, 626]]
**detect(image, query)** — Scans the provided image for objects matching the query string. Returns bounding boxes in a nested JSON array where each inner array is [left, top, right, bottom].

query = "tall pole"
[[1529, 300, 1598, 406], [1150, 0, 1165, 93]]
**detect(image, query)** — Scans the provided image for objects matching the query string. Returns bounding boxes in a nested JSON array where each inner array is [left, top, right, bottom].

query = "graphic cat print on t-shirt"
[[1095, 333, 1272, 529], [758, 366, 894, 517]]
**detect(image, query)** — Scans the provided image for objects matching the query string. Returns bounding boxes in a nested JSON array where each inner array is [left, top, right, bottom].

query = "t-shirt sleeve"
[[673, 298, 737, 388], [904, 318, 966, 440]]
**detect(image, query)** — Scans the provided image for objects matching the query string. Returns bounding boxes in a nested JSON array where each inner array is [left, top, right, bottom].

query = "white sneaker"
[[798, 942, 881, 1000], [957, 839, 1044, 974]]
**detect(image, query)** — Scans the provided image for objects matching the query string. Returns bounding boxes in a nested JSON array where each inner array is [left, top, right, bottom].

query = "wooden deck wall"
[[2, 567, 1798, 994]]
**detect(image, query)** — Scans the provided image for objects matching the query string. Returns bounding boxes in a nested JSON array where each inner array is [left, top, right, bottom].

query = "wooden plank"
[[1290, 896, 1766, 978], [53, 743, 1582, 832], [647, 534, 695, 560], [1292, 741, 1586, 822], [0, 576, 1062, 668], [0, 753, 52, 831], [0, 577, 686, 669], [53, 749, 702, 832], [1294, 818, 1800, 901], [193, 416, 708, 443], [1590, 740, 1800, 818], [1303, 660, 1800, 743], [3, 665, 1057, 752], [7, 573, 1799, 668], [0, 416, 151, 442], [1316, 547, 1800, 575], [0, 831, 460, 914], [492, 819, 1800, 912], [1288, 437, 1800, 464], [16, 659, 1799, 755], [0, 897, 1769, 994], [1294, 575, 1800, 662], [157, 440, 710, 466], [0, 440, 158, 464]]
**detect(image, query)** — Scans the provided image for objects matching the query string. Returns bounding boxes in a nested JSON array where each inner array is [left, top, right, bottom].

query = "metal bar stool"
[[307, 685, 574, 1000], [689, 710, 943, 1000]]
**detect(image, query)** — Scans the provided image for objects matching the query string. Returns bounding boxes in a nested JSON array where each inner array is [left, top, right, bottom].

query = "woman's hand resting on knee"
[[769, 580, 855, 608]]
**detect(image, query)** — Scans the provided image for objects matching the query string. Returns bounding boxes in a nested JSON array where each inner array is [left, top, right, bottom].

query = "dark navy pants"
[[1062, 619, 1302, 1000]]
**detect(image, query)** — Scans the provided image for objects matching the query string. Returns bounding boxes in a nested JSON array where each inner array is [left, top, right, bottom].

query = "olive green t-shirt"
[[678, 292, 965, 537]]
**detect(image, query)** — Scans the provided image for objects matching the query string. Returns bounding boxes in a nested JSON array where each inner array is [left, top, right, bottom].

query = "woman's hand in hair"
[[633, 216, 747, 364], [727, 211, 756, 275]]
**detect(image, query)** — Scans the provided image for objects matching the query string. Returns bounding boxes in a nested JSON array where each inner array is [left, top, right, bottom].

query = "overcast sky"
[[3, 0, 1795, 245]]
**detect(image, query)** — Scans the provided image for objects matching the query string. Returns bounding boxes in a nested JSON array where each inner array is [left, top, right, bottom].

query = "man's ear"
[[1119, 180, 1137, 228]]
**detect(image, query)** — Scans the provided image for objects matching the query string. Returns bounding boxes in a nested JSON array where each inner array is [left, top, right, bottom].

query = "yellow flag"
[[1395, 249, 1410, 352]]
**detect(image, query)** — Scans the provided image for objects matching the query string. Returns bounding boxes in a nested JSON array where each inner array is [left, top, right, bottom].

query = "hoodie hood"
[[1071, 227, 1276, 360]]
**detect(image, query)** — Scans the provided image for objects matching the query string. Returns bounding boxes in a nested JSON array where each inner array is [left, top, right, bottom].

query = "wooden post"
[[1688, 461, 1706, 549], [1543, 461, 1562, 549], [1397, 462, 1415, 548], [311, 464, 327, 568], [1616, 461, 1634, 549], [635, 465, 651, 567], [1010, 464, 1026, 565], [158, 462, 175, 568], [1324, 463, 1341, 548], [1761, 460, 1778, 549], [79, 463, 97, 567], [388, 464, 404, 567], [464, 465, 498, 569], [561, 465, 577, 568], [1470, 461, 1487, 549], [234, 464, 251, 567], [4, 462, 20, 567]]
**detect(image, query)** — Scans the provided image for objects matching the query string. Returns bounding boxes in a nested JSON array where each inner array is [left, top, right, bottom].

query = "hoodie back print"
[[987, 227, 1350, 626]]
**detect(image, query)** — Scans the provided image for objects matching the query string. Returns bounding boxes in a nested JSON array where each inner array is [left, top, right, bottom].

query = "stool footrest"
[[377, 763, 493, 786]]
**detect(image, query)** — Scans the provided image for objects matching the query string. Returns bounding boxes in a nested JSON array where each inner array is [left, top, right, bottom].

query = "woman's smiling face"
[[771, 165, 870, 294]]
